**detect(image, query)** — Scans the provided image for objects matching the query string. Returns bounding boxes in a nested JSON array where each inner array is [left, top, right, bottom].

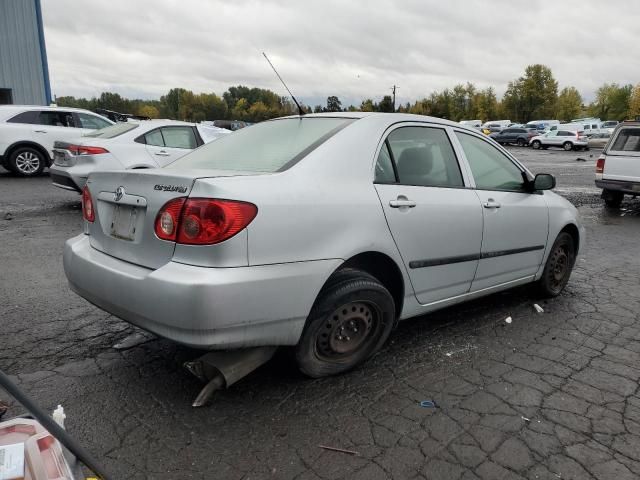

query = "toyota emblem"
[[114, 186, 125, 202]]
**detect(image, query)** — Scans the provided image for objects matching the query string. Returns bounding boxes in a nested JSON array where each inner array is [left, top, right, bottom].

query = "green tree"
[[377, 95, 394, 112], [326, 96, 342, 112], [360, 99, 375, 112], [231, 98, 249, 120], [590, 83, 632, 120], [556, 87, 583, 121], [247, 101, 270, 122]]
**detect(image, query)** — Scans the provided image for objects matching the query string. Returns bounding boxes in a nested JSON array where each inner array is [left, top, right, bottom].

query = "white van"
[[460, 120, 482, 128], [525, 120, 560, 131], [482, 119, 511, 129]]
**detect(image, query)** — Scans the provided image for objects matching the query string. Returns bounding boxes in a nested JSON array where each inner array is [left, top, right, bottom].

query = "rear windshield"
[[611, 128, 640, 152], [83, 122, 138, 138], [167, 117, 355, 172]]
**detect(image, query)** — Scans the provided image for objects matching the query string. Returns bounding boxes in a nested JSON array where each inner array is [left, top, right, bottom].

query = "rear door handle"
[[389, 199, 416, 208], [483, 199, 501, 209], [34, 130, 47, 133], [154, 151, 171, 156]]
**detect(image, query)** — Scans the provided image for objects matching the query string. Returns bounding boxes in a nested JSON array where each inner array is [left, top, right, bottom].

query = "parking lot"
[[1, 147, 639, 480]]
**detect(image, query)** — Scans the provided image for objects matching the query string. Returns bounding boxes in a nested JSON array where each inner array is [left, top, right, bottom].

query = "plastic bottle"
[[52, 405, 66, 429]]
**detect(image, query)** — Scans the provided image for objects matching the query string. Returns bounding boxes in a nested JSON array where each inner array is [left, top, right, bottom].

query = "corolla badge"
[[114, 186, 125, 202]]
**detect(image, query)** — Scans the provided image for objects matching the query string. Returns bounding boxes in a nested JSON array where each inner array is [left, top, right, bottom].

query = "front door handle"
[[34, 130, 47, 133], [483, 199, 501, 209], [389, 199, 416, 208], [154, 151, 171, 156]]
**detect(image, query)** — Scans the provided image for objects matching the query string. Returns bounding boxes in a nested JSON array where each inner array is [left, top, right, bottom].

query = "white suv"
[[0, 106, 113, 176], [595, 122, 640, 208]]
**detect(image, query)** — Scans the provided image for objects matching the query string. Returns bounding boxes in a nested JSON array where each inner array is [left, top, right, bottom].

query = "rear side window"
[[161, 127, 197, 149], [611, 128, 640, 152], [38, 111, 75, 127], [456, 132, 524, 192], [145, 129, 165, 147], [386, 126, 463, 188], [7, 111, 38, 124], [167, 117, 354, 172]]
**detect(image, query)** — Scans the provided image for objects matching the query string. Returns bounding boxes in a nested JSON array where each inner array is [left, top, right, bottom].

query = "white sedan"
[[50, 120, 230, 192]]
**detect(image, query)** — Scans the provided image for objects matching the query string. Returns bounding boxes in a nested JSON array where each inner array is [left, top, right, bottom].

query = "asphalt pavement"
[[1, 148, 639, 480]]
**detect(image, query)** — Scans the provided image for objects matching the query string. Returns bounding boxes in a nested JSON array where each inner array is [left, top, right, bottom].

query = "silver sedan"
[[63, 113, 583, 377]]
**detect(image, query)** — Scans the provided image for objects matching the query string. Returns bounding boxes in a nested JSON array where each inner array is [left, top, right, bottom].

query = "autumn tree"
[[138, 105, 159, 119], [628, 84, 640, 119]]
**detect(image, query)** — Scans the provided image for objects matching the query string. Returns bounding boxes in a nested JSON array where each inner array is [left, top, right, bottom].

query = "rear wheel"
[[532, 140, 542, 149], [538, 232, 576, 297], [295, 269, 395, 378], [9, 146, 46, 177], [517, 138, 526, 147], [603, 190, 624, 208], [563, 141, 573, 151]]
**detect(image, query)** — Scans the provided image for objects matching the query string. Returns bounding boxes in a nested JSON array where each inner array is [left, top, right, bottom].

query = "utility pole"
[[391, 85, 398, 112]]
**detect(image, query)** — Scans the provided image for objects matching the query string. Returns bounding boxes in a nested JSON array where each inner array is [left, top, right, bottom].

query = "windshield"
[[167, 117, 355, 172], [83, 122, 138, 138]]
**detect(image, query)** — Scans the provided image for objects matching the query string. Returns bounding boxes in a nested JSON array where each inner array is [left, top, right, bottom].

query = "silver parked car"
[[50, 120, 230, 192], [63, 113, 583, 377]]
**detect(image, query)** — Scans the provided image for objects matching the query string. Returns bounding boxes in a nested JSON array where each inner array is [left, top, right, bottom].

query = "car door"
[[144, 126, 198, 167], [453, 131, 549, 291], [544, 130, 560, 147], [374, 124, 483, 305], [31, 110, 78, 159]]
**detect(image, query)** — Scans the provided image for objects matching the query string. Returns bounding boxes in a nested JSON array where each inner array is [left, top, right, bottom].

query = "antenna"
[[263, 52, 305, 116]]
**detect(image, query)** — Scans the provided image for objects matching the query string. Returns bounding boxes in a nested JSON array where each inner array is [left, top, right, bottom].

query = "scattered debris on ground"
[[533, 303, 545, 313], [318, 445, 358, 455], [504, 316, 513, 324]]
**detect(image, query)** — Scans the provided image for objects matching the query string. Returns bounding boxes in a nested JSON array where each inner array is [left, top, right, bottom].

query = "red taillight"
[[82, 186, 95, 222], [155, 198, 257, 245], [596, 156, 605, 174], [68, 144, 109, 155], [154, 198, 186, 241]]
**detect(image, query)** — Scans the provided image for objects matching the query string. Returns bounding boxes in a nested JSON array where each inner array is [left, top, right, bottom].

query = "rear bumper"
[[595, 179, 640, 195], [63, 234, 341, 349], [50, 166, 83, 192]]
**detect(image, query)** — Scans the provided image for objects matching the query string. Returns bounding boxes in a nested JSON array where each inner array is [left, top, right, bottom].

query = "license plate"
[[110, 205, 138, 241]]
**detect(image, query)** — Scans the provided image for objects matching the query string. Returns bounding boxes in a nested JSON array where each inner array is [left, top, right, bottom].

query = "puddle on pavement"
[[578, 203, 640, 224]]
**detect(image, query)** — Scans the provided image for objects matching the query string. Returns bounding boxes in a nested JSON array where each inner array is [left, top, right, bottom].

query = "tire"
[[531, 140, 542, 149], [537, 232, 576, 297], [563, 142, 573, 151], [295, 268, 396, 378], [516, 138, 526, 147], [603, 190, 623, 208], [9, 146, 46, 177]]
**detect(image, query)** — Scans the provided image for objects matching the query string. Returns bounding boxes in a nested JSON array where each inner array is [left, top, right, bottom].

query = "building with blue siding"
[[0, 0, 51, 105]]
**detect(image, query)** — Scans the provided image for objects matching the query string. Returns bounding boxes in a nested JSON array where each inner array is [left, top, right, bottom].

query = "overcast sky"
[[42, 0, 639, 107]]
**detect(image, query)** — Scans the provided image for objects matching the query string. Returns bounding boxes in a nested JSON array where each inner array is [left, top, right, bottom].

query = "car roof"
[[279, 111, 469, 129], [0, 105, 102, 114]]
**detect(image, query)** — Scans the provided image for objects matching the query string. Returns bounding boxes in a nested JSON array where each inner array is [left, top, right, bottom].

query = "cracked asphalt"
[[1, 147, 639, 480]]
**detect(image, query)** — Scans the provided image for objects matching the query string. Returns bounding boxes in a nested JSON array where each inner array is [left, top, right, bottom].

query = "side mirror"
[[533, 173, 555, 191]]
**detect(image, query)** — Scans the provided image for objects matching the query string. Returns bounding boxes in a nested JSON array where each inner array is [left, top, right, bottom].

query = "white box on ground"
[[0, 443, 25, 480]]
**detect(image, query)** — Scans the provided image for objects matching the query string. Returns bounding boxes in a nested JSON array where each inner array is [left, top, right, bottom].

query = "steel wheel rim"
[[15, 151, 40, 174], [549, 245, 569, 290], [316, 301, 379, 360], [564, 143, 572, 151]]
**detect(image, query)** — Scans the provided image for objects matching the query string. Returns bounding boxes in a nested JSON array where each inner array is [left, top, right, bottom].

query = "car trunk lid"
[[85, 169, 254, 269]]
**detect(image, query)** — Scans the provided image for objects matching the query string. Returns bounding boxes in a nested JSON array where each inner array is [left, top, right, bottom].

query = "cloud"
[[42, 0, 638, 105]]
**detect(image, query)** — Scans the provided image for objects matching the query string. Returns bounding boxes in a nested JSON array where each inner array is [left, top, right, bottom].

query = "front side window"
[[38, 111, 74, 127], [456, 132, 525, 192], [161, 127, 197, 149], [611, 128, 640, 152], [385, 126, 464, 188], [77, 113, 111, 130]]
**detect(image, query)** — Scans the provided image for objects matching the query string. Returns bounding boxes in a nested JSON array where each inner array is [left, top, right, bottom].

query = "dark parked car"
[[490, 127, 538, 147]]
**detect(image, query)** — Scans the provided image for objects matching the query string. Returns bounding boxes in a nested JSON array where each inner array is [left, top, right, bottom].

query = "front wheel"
[[517, 138, 526, 147], [531, 140, 541, 149], [537, 232, 576, 297], [295, 269, 396, 378], [563, 141, 573, 151], [9, 147, 46, 177]]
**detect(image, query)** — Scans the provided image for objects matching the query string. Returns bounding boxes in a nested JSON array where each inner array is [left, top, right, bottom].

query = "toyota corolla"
[[63, 113, 583, 377]]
